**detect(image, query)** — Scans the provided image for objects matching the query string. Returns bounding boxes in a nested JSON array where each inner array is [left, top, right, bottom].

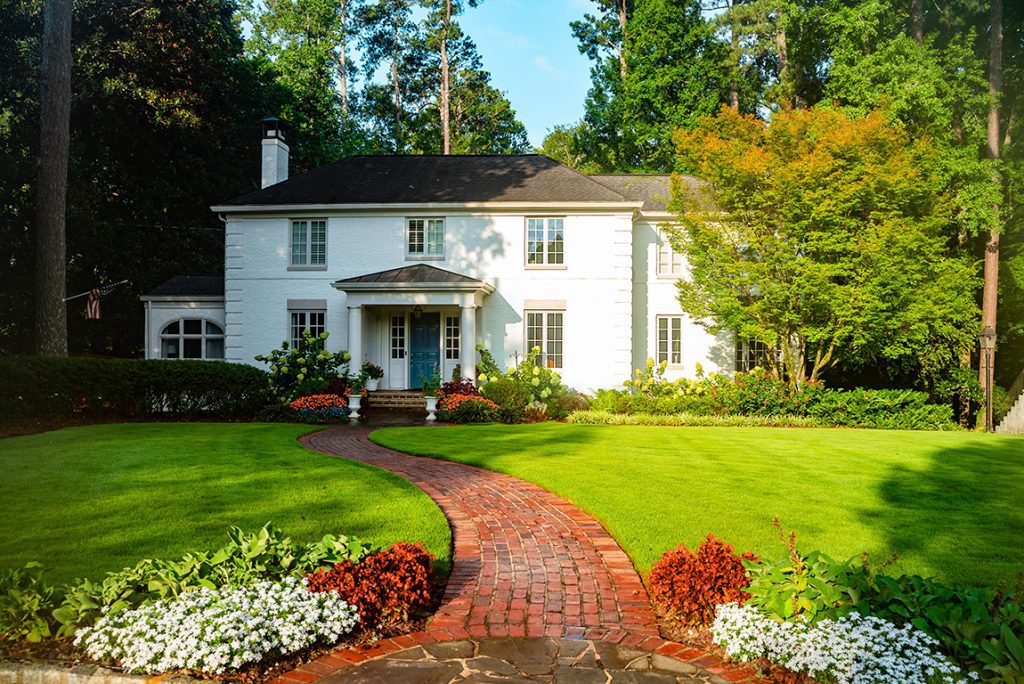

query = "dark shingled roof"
[[145, 275, 224, 297], [588, 174, 696, 213], [336, 264, 483, 285], [220, 154, 631, 206]]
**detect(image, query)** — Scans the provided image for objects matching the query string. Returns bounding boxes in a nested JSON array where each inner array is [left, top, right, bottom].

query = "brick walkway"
[[273, 428, 766, 684]]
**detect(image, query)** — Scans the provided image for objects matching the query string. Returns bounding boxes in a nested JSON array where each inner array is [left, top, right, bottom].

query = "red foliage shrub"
[[648, 534, 758, 626], [440, 378, 479, 399], [305, 542, 434, 629]]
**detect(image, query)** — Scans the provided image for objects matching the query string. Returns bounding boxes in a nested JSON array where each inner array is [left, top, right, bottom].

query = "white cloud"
[[533, 55, 566, 80]]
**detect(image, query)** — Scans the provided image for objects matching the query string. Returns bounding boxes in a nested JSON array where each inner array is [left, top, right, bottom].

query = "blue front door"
[[409, 313, 440, 389]]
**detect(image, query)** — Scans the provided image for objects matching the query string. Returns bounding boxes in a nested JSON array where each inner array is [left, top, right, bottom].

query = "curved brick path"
[[274, 427, 766, 684]]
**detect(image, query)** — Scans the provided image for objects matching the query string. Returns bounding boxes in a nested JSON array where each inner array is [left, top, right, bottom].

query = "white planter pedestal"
[[348, 396, 361, 423], [425, 396, 437, 422]]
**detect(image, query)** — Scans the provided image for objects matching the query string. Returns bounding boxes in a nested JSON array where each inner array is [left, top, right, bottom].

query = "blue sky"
[[460, 0, 596, 148]]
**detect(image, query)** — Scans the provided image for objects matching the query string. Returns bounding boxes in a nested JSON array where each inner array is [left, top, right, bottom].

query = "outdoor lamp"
[[980, 325, 996, 351], [412, 305, 423, 319], [979, 325, 996, 432]]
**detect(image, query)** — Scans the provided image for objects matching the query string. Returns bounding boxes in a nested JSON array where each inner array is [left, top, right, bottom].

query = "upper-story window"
[[526, 217, 564, 267], [657, 228, 683, 276], [291, 219, 327, 267], [160, 319, 224, 359], [408, 218, 445, 258]]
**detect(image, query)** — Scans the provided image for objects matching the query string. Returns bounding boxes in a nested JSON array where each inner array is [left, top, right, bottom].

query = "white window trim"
[[159, 317, 225, 360], [524, 216, 567, 270], [288, 309, 326, 349], [444, 315, 460, 360], [524, 309, 564, 369], [288, 218, 328, 271], [656, 227, 684, 278], [406, 217, 446, 260], [391, 315, 407, 360], [655, 314, 684, 368]]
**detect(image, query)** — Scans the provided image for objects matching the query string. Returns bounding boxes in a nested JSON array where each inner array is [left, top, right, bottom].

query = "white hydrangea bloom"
[[74, 577, 359, 675], [711, 603, 973, 684]]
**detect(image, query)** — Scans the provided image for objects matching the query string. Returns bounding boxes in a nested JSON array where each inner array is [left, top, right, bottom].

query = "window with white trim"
[[391, 315, 406, 359], [525, 310, 563, 369], [657, 228, 683, 276], [445, 316, 460, 360], [656, 315, 682, 366], [407, 218, 445, 257], [526, 217, 564, 266], [160, 319, 224, 359], [289, 310, 325, 349], [735, 338, 779, 372], [290, 219, 327, 267]]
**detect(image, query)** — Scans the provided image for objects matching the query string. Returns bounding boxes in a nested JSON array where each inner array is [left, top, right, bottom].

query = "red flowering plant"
[[436, 394, 498, 423], [289, 393, 348, 423], [305, 542, 434, 629], [648, 535, 759, 627]]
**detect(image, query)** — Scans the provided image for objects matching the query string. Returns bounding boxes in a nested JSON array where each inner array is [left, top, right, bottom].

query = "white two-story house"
[[141, 122, 748, 391]]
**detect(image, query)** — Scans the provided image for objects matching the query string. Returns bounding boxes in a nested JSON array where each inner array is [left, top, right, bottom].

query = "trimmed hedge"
[[0, 356, 271, 420], [566, 410, 822, 427]]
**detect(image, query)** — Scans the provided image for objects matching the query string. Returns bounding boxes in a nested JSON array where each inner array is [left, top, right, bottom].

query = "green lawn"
[[0, 423, 451, 585], [372, 424, 1024, 587]]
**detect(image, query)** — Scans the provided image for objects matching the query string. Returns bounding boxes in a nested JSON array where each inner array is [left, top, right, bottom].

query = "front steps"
[[359, 390, 428, 426], [995, 390, 1024, 434]]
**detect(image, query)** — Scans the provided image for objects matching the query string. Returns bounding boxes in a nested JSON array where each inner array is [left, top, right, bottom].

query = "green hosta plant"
[[53, 524, 372, 635], [255, 330, 353, 401], [0, 563, 57, 642]]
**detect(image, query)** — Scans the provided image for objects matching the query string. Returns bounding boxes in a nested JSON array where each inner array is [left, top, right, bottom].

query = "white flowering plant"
[[75, 578, 359, 675], [712, 603, 975, 684]]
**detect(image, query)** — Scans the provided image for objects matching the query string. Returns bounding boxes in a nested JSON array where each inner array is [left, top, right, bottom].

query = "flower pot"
[[348, 396, 361, 423], [425, 396, 437, 422], [365, 377, 380, 392]]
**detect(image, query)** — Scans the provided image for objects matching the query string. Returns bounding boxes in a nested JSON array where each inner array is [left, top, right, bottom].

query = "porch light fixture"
[[411, 305, 423, 319], [979, 325, 996, 432]]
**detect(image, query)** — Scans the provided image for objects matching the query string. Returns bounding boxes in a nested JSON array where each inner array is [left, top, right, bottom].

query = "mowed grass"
[[372, 424, 1024, 587], [0, 423, 451, 585]]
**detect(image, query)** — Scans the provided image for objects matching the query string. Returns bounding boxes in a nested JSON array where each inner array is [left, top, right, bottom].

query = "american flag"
[[83, 281, 125, 320]]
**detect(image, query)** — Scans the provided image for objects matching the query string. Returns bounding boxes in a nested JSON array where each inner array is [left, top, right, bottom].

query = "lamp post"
[[979, 325, 996, 432]]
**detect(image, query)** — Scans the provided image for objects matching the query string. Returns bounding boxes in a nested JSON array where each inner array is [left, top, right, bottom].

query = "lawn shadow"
[[862, 435, 1024, 587]]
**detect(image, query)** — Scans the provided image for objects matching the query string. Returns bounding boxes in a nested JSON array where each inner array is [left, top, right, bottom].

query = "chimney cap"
[[260, 116, 286, 141]]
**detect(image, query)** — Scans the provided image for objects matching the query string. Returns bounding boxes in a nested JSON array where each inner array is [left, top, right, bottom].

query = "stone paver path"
[[274, 428, 766, 684]]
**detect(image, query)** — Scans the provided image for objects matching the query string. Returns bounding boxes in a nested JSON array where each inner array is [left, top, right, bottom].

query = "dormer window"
[[407, 218, 445, 258]]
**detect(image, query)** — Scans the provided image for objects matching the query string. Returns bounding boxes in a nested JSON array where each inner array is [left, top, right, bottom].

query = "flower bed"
[[75, 578, 359, 675], [567, 410, 821, 427], [436, 394, 498, 423], [712, 603, 968, 684], [289, 394, 349, 423]]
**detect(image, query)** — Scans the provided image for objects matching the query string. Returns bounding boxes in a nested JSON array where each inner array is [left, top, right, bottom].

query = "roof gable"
[[219, 154, 631, 207], [337, 264, 483, 285]]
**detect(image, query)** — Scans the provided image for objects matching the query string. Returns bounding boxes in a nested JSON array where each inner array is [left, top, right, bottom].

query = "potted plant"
[[422, 368, 442, 422], [346, 372, 367, 422], [361, 362, 384, 392]]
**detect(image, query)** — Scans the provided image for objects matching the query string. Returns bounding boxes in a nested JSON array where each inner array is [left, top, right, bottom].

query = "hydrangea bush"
[[711, 603, 972, 684], [75, 578, 359, 675]]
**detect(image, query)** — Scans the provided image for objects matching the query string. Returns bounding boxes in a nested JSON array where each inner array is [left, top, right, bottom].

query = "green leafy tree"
[[670, 106, 979, 387]]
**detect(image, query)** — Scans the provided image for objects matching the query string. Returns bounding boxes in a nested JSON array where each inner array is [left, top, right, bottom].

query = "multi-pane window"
[[526, 217, 565, 266], [408, 218, 445, 257], [290, 219, 326, 267], [289, 310, 325, 349], [525, 310, 564, 369], [391, 315, 406, 359], [657, 228, 684, 276], [445, 316, 460, 360], [735, 338, 778, 372], [656, 315, 683, 366], [160, 319, 224, 360]]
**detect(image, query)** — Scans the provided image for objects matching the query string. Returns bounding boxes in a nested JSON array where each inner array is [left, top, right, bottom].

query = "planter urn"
[[348, 395, 361, 423], [425, 396, 438, 422], [365, 377, 380, 392]]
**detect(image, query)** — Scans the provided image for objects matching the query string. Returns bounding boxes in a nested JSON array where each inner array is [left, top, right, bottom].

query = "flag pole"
[[62, 279, 128, 302]]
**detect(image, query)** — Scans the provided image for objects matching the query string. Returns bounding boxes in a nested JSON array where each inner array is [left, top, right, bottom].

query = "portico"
[[334, 265, 494, 389]]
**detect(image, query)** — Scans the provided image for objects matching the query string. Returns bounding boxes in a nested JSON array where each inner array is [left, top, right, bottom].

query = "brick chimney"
[[260, 117, 288, 188]]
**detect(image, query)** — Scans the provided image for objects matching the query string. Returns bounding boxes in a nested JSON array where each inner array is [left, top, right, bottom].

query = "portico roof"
[[333, 264, 494, 297]]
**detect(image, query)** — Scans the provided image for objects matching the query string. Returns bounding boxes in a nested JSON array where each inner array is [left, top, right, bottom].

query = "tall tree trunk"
[[729, 5, 740, 109], [34, 0, 71, 356], [440, 0, 451, 154], [980, 0, 1002, 389], [392, 56, 402, 152], [910, 0, 923, 43], [338, 0, 349, 118], [617, 0, 628, 80], [775, 25, 792, 107]]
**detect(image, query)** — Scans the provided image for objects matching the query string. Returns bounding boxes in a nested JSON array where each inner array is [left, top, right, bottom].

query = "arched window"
[[160, 319, 225, 360]]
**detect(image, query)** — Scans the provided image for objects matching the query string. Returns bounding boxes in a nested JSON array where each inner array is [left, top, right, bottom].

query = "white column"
[[460, 305, 477, 381], [347, 305, 363, 368]]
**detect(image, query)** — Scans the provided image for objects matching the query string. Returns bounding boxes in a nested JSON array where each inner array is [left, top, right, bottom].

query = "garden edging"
[[0, 661, 200, 684]]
